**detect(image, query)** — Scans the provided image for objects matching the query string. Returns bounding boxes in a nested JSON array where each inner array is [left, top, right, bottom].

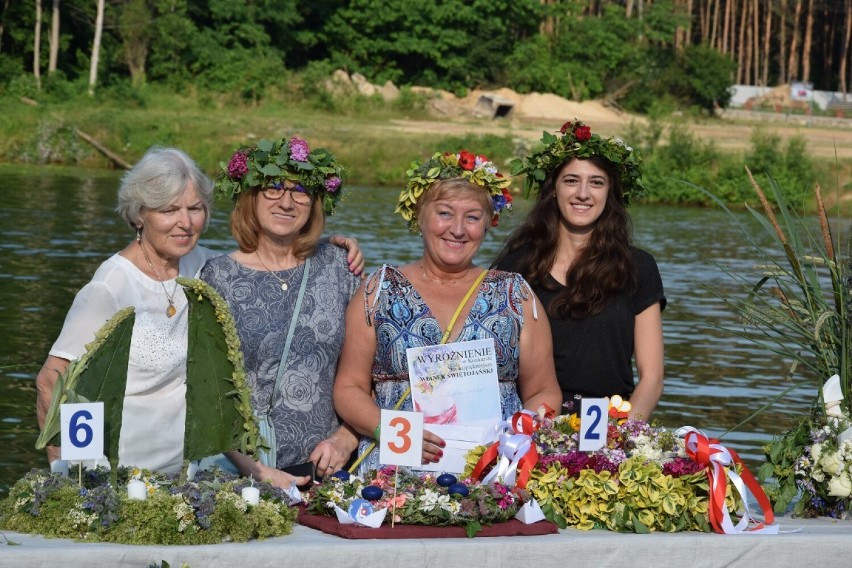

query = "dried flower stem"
[[746, 166, 786, 245], [814, 183, 835, 261], [770, 287, 797, 320]]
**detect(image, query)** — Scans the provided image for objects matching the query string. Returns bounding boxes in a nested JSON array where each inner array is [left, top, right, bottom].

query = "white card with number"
[[60, 402, 105, 461], [379, 409, 424, 467], [579, 398, 608, 452]]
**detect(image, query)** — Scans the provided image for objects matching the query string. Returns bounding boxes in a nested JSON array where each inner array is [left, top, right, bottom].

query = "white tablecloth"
[[1, 517, 850, 568]]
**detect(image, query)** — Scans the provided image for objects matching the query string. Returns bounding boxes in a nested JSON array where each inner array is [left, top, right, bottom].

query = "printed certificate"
[[406, 338, 501, 473]]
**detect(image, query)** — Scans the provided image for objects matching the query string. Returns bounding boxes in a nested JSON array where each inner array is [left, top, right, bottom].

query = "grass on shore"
[[0, 86, 523, 189], [1, 84, 850, 214]]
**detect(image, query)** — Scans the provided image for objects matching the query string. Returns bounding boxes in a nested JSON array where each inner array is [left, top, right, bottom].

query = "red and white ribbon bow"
[[471, 406, 554, 489], [678, 426, 778, 535]]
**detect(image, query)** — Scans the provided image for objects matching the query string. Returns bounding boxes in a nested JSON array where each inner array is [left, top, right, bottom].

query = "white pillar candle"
[[127, 479, 147, 501], [50, 459, 70, 477], [241, 486, 260, 505]]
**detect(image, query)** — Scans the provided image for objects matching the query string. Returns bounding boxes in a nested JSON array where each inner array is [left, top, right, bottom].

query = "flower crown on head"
[[215, 136, 346, 216], [395, 150, 513, 231], [510, 119, 646, 206]]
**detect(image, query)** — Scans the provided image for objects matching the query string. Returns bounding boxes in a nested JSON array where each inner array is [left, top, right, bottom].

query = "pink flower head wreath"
[[216, 136, 346, 216]]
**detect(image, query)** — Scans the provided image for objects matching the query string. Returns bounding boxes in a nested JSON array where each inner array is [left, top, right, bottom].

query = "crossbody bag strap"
[[263, 256, 312, 415], [439, 269, 488, 345]]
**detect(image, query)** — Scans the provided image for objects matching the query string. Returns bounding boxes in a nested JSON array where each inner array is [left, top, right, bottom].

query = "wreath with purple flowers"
[[216, 136, 347, 216]]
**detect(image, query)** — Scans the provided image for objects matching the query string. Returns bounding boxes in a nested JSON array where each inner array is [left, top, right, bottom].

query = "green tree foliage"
[[147, 0, 196, 87], [641, 122, 816, 206], [503, 0, 692, 107], [548, 3, 644, 100], [185, 0, 298, 98], [322, 0, 540, 92], [672, 45, 736, 113], [503, 35, 568, 96], [118, 0, 152, 87], [0, 0, 743, 112]]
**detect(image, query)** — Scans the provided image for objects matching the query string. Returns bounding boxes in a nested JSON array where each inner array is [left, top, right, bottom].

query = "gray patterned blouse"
[[200, 242, 360, 468]]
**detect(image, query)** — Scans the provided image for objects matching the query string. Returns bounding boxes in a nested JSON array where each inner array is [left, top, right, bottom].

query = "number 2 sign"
[[378, 409, 424, 467], [60, 402, 105, 461], [579, 398, 608, 452]]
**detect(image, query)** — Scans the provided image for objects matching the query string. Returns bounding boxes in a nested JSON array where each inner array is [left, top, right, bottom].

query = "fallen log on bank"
[[74, 128, 133, 169]]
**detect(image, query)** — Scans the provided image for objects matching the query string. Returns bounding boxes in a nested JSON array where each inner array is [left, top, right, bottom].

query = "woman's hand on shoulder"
[[329, 235, 365, 277]]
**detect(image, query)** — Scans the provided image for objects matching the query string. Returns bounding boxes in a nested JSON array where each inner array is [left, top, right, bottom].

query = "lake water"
[[0, 168, 824, 493]]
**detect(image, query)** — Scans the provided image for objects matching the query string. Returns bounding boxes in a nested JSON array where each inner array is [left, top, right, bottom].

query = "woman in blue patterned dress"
[[202, 136, 361, 489], [334, 151, 561, 471]]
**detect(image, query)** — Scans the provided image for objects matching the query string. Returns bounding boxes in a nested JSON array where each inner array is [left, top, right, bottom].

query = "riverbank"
[[1, 88, 850, 209]]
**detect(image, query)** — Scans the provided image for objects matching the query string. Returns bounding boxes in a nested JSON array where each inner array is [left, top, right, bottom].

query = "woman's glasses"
[[261, 183, 312, 205]]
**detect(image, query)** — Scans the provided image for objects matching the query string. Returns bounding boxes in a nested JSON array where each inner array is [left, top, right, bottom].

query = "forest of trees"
[[1, 1, 850, 114]]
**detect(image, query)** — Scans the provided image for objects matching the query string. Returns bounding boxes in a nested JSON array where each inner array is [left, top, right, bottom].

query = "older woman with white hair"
[[35, 146, 221, 473]]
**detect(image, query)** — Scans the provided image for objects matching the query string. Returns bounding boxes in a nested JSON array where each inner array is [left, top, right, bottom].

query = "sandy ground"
[[391, 87, 852, 163]]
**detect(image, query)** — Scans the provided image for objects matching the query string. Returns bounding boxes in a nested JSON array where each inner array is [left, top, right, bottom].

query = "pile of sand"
[[466, 87, 622, 123], [331, 70, 633, 128]]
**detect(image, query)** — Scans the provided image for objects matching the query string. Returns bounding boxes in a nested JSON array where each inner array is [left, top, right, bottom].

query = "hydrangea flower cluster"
[[216, 136, 347, 216], [395, 150, 513, 231], [511, 119, 646, 205], [788, 415, 852, 518]]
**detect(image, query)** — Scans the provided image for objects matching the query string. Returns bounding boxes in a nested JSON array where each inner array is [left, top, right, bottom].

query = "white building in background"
[[728, 84, 851, 112]]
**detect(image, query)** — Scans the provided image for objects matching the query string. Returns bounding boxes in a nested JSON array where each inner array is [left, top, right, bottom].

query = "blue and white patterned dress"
[[357, 265, 535, 471]]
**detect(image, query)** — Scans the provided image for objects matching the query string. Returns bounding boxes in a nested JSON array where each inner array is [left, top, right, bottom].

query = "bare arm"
[[627, 302, 664, 421], [517, 293, 562, 413], [223, 451, 310, 490], [333, 281, 444, 464], [35, 355, 70, 464]]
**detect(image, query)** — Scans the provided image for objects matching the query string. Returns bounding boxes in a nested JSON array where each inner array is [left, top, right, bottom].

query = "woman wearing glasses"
[[201, 136, 361, 489]]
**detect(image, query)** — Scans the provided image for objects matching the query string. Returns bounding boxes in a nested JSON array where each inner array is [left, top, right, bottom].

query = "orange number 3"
[[388, 417, 412, 454]]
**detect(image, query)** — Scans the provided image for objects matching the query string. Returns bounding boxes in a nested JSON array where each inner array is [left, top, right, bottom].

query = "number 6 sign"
[[60, 402, 105, 461], [378, 409, 424, 467]]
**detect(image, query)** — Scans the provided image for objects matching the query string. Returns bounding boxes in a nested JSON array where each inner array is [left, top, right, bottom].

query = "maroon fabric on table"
[[297, 507, 558, 539]]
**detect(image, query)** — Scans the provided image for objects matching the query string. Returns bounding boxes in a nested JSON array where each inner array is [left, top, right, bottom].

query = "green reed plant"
[[697, 168, 851, 513], [704, 168, 850, 406]]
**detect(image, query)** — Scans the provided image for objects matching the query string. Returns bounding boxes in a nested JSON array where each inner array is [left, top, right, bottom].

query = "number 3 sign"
[[60, 402, 105, 461], [378, 409, 424, 467]]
